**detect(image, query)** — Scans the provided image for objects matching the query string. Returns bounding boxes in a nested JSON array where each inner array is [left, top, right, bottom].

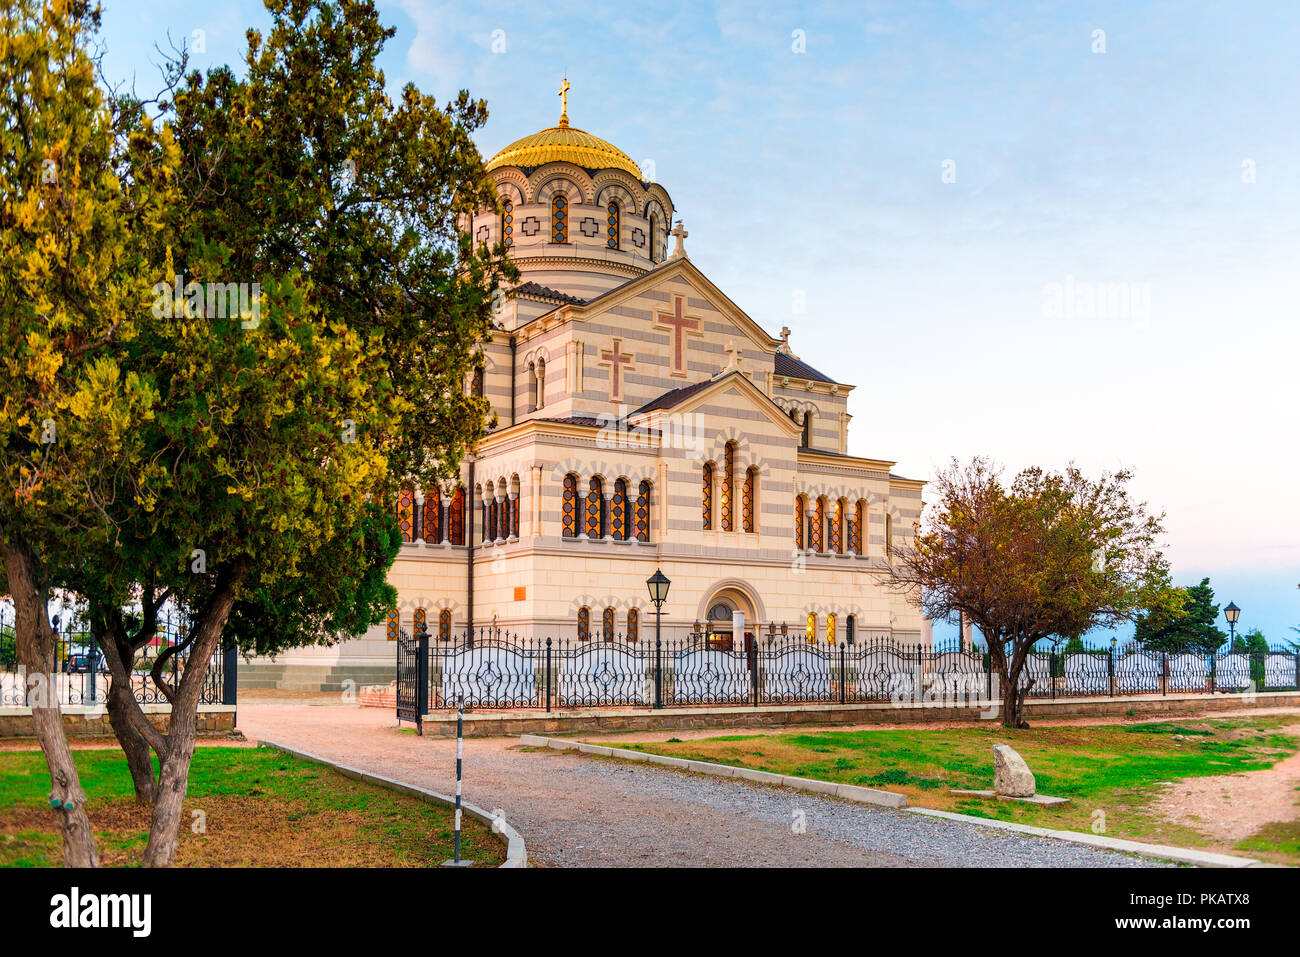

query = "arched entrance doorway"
[[699, 583, 758, 653]]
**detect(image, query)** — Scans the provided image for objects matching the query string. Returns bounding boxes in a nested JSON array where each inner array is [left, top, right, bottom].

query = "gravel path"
[[236, 703, 1162, 868]]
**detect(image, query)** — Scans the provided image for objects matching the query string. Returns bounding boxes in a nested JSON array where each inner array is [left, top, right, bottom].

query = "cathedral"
[[243, 87, 926, 691]]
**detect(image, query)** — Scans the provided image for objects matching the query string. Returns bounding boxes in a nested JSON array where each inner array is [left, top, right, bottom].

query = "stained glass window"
[[552, 195, 567, 243], [471, 365, 483, 397], [702, 462, 713, 529], [606, 201, 619, 249], [721, 442, 735, 531], [423, 486, 441, 543], [742, 467, 756, 533], [577, 606, 590, 641], [627, 607, 639, 642], [806, 613, 816, 644], [386, 610, 399, 641], [586, 476, 604, 538], [811, 497, 825, 552], [831, 499, 843, 554], [612, 478, 627, 541], [438, 609, 451, 642], [414, 607, 427, 637], [602, 606, 615, 641], [449, 486, 466, 545], [794, 495, 805, 549], [827, 613, 837, 644], [502, 199, 514, 248], [562, 473, 578, 538], [635, 481, 651, 542], [849, 500, 862, 555], [397, 486, 414, 543], [511, 494, 520, 538]]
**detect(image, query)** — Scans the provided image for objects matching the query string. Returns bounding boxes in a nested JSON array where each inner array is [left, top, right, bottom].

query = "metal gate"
[[395, 629, 427, 734]]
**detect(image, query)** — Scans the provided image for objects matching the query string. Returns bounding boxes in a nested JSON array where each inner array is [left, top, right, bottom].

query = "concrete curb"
[[520, 733, 908, 809], [261, 739, 527, 868], [908, 807, 1259, 868]]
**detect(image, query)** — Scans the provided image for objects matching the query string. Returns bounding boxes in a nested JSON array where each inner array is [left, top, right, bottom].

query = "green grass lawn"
[[591, 716, 1300, 865], [0, 745, 504, 868]]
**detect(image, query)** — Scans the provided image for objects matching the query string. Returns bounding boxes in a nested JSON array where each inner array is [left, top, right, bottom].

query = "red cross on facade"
[[600, 338, 635, 400], [655, 294, 701, 376]]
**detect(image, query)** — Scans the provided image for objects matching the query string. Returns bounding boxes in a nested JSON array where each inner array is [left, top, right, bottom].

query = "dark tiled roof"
[[511, 281, 586, 305], [531, 415, 606, 428], [631, 376, 721, 415], [774, 351, 835, 383]]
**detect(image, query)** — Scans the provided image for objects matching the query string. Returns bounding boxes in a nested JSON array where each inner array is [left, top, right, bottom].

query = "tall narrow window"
[[562, 473, 578, 538], [602, 606, 615, 641], [386, 610, 399, 641], [742, 467, 757, 533], [649, 214, 659, 263], [502, 198, 514, 248], [612, 478, 628, 541], [826, 613, 837, 644], [397, 486, 414, 543], [535, 358, 545, 409], [801, 411, 812, 447], [846, 614, 856, 645], [794, 494, 806, 549], [811, 497, 825, 552], [449, 486, 466, 545], [721, 442, 735, 531], [806, 613, 816, 644], [627, 608, 639, 642], [414, 607, 427, 637], [831, 499, 844, 554], [586, 476, 604, 538], [423, 486, 441, 543], [471, 365, 484, 397], [635, 480, 651, 542], [552, 195, 568, 243], [606, 201, 620, 249], [885, 512, 894, 560], [577, 606, 590, 641], [849, 500, 862, 555], [438, 608, 452, 642], [702, 462, 714, 529]]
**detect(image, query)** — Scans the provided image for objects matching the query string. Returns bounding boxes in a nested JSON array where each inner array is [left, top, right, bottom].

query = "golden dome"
[[486, 123, 643, 179]]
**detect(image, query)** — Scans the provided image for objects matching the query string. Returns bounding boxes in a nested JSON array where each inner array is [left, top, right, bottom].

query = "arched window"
[[386, 610, 399, 642], [561, 473, 579, 538], [602, 606, 615, 641], [552, 195, 568, 244], [397, 486, 414, 543], [510, 474, 521, 539], [423, 486, 441, 543], [635, 480, 651, 542], [846, 614, 856, 645], [806, 612, 816, 644], [606, 201, 620, 249], [449, 486, 466, 545], [794, 494, 806, 549], [586, 476, 605, 539], [627, 607, 639, 642], [849, 500, 862, 555], [502, 198, 514, 248], [414, 607, 427, 636], [535, 358, 545, 409], [743, 467, 757, 533], [471, 365, 484, 397], [577, 606, 590, 641], [438, 608, 452, 642], [701, 462, 714, 529], [811, 497, 825, 552], [612, 478, 628, 541], [801, 410, 813, 448], [721, 441, 736, 531], [485, 486, 497, 542], [831, 499, 844, 554], [885, 512, 894, 559], [826, 612, 837, 644], [649, 214, 659, 263]]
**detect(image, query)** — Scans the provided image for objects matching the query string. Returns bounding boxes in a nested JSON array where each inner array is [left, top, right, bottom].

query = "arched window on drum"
[[561, 473, 579, 538], [577, 606, 590, 641], [634, 480, 652, 542]]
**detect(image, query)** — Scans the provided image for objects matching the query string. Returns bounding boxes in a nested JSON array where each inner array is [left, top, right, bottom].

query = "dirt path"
[[234, 703, 1160, 868], [1152, 723, 1300, 843]]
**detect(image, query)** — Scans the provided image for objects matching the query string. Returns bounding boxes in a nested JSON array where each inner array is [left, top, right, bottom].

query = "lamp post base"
[[441, 859, 474, 868]]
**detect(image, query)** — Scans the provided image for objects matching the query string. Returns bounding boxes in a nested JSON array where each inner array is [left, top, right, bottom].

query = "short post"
[[545, 637, 552, 713], [415, 626, 429, 736], [1050, 650, 1057, 701], [839, 642, 847, 705], [1161, 652, 1167, 697], [442, 698, 472, 867], [1210, 653, 1217, 694]]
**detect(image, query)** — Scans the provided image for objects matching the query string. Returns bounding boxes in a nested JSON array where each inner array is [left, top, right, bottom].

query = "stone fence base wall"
[[0, 705, 236, 738], [417, 690, 1300, 737]]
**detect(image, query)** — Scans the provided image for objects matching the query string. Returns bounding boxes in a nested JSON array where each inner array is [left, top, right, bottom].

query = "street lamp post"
[[1224, 601, 1241, 648], [647, 570, 671, 709]]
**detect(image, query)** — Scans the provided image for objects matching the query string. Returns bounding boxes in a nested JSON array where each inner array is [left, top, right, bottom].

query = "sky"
[[91, 0, 1300, 646]]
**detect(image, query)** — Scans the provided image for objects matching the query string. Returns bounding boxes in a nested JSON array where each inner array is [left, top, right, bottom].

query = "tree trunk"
[[1, 537, 100, 867], [106, 674, 157, 803], [142, 565, 244, 867]]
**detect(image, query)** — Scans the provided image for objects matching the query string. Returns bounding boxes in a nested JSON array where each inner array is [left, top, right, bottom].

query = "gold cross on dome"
[[558, 78, 571, 125]]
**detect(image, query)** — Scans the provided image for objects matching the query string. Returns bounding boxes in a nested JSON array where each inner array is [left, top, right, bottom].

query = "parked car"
[[63, 654, 108, 675]]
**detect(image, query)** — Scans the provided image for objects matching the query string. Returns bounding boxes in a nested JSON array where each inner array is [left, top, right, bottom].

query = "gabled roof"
[[774, 351, 835, 384], [630, 376, 718, 415], [511, 281, 587, 305], [630, 370, 803, 437]]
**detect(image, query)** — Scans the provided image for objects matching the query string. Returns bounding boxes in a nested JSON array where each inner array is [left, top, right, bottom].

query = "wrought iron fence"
[[403, 628, 1300, 714], [0, 606, 230, 708]]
